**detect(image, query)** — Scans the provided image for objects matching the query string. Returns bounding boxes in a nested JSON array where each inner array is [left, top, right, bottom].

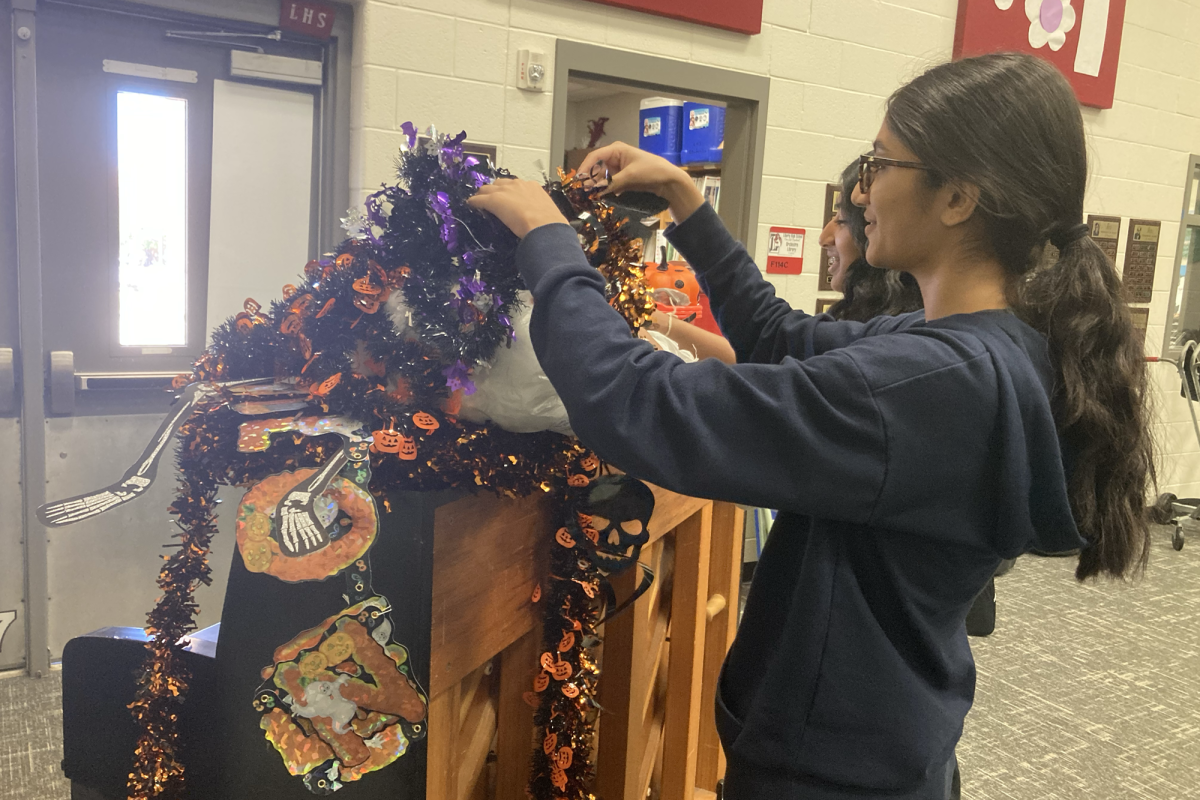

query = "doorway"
[[2, 0, 352, 676]]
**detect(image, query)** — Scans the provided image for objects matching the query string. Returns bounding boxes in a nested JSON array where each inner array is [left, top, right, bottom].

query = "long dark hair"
[[886, 53, 1153, 580], [826, 161, 923, 322]]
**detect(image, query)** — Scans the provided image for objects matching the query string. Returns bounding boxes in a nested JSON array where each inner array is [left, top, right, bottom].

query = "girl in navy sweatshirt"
[[469, 53, 1154, 799]]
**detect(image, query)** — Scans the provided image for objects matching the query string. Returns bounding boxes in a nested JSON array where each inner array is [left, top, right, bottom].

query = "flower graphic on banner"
[[1026, 0, 1076, 51]]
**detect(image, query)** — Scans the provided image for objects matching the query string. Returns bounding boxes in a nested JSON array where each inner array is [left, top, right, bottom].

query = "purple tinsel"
[[442, 360, 476, 395], [428, 191, 459, 250], [400, 121, 418, 150]]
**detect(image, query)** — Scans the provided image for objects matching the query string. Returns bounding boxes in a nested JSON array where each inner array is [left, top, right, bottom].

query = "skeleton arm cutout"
[[37, 379, 278, 527]]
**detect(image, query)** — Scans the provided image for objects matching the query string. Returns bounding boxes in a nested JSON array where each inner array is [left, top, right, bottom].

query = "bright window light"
[[117, 91, 188, 347]]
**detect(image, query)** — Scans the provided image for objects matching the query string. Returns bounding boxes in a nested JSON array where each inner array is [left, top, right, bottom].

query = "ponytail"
[[885, 53, 1155, 580], [1015, 233, 1155, 579]]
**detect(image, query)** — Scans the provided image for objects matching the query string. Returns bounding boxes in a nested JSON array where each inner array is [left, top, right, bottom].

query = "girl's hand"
[[578, 142, 705, 222], [467, 178, 569, 239]]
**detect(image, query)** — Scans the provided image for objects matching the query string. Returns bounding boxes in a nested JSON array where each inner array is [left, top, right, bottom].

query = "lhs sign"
[[280, 0, 336, 40]]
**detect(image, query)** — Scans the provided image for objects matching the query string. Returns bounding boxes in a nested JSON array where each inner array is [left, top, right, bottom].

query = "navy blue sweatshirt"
[[515, 203, 1085, 798]]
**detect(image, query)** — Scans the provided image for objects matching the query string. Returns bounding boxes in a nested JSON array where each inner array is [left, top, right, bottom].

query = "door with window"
[[2, 0, 350, 673]]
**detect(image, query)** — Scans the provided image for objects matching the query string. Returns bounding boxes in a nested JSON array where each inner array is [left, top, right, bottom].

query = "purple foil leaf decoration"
[[442, 360, 476, 395], [429, 191, 459, 250], [400, 121, 418, 150]]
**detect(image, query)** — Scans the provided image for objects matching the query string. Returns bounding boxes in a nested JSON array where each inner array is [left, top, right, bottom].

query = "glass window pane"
[[1172, 227, 1200, 347], [117, 91, 187, 347]]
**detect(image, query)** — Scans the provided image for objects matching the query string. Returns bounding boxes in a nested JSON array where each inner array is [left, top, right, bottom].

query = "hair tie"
[[1050, 222, 1090, 250]]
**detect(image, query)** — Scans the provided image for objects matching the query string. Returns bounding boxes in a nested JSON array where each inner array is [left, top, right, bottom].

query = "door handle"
[[0, 348, 14, 413], [49, 350, 75, 415]]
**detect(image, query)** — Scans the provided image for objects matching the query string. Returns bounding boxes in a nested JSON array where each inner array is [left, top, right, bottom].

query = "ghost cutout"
[[288, 675, 359, 735], [581, 476, 655, 575]]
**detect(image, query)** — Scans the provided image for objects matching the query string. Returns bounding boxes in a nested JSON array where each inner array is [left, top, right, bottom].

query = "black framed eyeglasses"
[[857, 153, 931, 193]]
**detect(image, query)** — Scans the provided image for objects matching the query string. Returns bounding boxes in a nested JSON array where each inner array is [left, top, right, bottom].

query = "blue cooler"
[[639, 97, 684, 165], [682, 102, 725, 164]]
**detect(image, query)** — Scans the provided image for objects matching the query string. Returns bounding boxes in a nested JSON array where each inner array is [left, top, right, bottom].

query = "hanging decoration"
[[39, 125, 657, 800]]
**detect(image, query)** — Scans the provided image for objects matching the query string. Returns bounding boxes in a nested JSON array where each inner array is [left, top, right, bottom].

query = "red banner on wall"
[[954, 0, 1126, 109], [581, 0, 762, 35]]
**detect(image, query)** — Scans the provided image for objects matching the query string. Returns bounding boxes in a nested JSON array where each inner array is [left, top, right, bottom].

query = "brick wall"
[[348, 0, 1200, 495]]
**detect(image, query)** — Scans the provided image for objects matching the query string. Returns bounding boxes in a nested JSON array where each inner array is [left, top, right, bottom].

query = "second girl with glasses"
[[469, 52, 1153, 799]]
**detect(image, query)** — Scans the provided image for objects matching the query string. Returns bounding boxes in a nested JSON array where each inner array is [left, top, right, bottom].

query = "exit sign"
[[280, 0, 336, 40]]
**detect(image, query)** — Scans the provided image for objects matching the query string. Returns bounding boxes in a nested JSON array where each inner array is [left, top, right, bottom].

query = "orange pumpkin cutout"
[[352, 276, 382, 296], [280, 314, 303, 336], [315, 298, 336, 318], [171, 373, 191, 390], [314, 373, 342, 397], [549, 657, 573, 681], [567, 474, 590, 488], [561, 683, 580, 699], [554, 746, 573, 770], [539, 652, 555, 672], [244, 298, 262, 316], [353, 295, 382, 314], [235, 316, 254, 333], [555, 528, 576, 548], [396, 435, 417, 461], [304, 259, 322, 279], [299, 335, 313, 360], [576, 513, 592, 527], [531, 584, 542, 603], [550, 765, 567, 792], [281, 284, 297, 299], [583, 527, 599, 544], [412, 412, 439, 433], [557, 631, 575, 653], [372, 428, 402, 454], [336, 253, 354, 268], [580, 454, 600, 472], [542, 732, 557, 755], [533, 673, 549, 693]]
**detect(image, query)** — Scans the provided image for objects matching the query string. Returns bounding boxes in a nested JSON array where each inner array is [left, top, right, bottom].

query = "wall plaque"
[[1128, 306, 1149, 348], [1123, 219, 1161, 303], [1086, 213, 1121, 265]]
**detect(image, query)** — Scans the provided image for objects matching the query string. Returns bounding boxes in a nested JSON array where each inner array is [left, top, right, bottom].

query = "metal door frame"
[[550, 40, 769, 258], [8, 0, 354, 676], [1161, 154, 1200, 359]]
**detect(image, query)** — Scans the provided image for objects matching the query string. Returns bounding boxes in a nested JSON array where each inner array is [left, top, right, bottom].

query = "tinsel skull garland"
[[38, 125, 659, 800]]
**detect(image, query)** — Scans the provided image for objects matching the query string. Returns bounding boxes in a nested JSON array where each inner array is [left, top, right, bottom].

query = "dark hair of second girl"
[[824, 161, 923, 323], [886, 52, 1154, 580]]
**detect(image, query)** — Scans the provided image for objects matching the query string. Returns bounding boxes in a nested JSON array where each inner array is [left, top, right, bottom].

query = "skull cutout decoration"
[[580, 476, 654, 575]]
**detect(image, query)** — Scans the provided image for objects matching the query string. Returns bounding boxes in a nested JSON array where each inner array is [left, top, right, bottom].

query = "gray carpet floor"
[[2, 526, 1197, 799]]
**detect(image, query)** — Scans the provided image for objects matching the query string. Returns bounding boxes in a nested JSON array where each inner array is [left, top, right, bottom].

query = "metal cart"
[[1146, 339, 1200, 551]]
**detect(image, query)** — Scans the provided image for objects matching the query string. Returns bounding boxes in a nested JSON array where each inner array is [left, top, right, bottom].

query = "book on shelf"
[[692, 174, 721, 213]]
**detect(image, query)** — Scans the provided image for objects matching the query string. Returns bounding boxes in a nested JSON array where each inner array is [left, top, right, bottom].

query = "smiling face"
[[854, 122, 949, 275], [817, 209, 862, 293]]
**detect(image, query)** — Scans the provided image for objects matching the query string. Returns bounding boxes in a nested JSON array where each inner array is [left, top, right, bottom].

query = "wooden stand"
[[423, 486, 742, 800], [65, 486, 741, 800]]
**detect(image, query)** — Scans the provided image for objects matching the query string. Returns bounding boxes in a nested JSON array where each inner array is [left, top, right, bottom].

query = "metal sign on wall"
[[580, 0, 763, 34], [953, 0, 1127, 109], [1123, 219, 1161, 304]]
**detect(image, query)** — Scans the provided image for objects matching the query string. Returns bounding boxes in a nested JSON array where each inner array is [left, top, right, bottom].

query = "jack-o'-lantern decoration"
[[315, 298, 336, 318], [580, 454, 600, 472], [396, 435, 417, 461], [313, 373, 342, 397], [567, 474, 590, 488], [280, 314, 303, 336], [542, 732, 557, 755], [411, 411, 439, 433], [533, 672, 549, 693], [371, 427, 402, 454], [335, 253, 354, 269], [561, 683, 579, 699]]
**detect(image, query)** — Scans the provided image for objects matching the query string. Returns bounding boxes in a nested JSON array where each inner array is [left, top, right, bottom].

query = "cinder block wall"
[[347, 0, 1200, 495]]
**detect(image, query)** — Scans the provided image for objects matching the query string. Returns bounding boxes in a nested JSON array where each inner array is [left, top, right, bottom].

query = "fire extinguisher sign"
[[765, 226, 805, 275]]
